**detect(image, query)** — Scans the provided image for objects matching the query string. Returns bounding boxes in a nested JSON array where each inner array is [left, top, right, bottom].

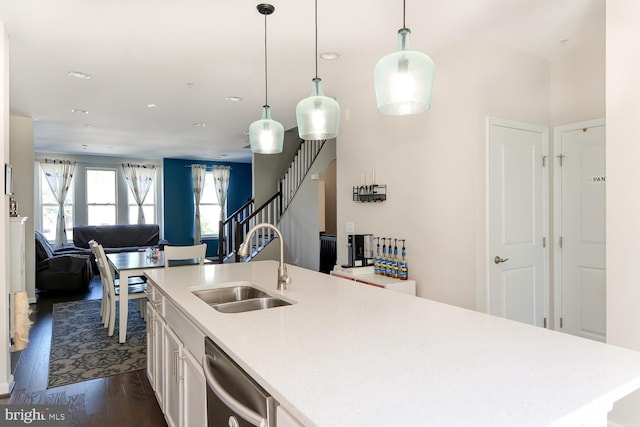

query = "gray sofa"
[[70, 224, 168, 272]]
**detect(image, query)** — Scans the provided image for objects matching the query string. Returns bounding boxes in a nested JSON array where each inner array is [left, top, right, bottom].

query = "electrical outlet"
[[345, 221, 355, 233]]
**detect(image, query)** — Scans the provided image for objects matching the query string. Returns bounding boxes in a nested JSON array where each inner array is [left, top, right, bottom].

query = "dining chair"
[[88, 240, 109, 322], [93, 241, 147, 337], [163, 243, 207, 267], [89, 239, 146, 323]]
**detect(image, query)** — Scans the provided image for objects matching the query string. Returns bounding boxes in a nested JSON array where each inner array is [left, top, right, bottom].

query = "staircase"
[[217, 139, 326, 263]]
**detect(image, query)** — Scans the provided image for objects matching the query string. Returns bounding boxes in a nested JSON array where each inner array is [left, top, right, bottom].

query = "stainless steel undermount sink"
[[192, 284, 292, 313], [212, 297, 291, 313]]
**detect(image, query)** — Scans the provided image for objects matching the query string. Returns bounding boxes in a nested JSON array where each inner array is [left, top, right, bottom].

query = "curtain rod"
[[185, 164, 232, 170]]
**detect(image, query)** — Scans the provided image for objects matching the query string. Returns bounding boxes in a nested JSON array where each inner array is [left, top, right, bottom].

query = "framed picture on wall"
[[4, 163, 12, 195]]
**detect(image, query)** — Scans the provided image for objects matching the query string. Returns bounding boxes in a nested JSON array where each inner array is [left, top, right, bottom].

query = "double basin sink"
[[192, 283, 292, 313]]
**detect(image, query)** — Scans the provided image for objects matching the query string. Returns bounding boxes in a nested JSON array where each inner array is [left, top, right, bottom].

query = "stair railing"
[[217, 198, 254, 263], [220, 138, 327, 263], [279, 139, 325, 213], [234, 191, 282, 262]]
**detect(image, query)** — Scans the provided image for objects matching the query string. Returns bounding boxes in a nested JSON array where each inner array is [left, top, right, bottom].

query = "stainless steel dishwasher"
[[203, 337, 277, 427]]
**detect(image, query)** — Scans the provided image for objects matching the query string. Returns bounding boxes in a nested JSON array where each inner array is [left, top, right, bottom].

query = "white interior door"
[[488, 118, 548, 327], [554, 119, 606, 342]]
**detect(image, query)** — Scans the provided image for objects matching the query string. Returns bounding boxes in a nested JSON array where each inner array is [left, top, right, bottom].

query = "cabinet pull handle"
[[202, 354, 267, 427], [173, 349, 179, 381], [178, 355, 186, 381]]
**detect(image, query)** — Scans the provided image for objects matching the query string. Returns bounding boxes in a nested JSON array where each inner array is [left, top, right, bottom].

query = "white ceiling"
[[0, 0, 604, 162]]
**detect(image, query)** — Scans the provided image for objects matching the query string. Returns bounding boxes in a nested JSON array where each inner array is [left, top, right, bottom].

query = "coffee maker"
[[346, 234, 374, 267]]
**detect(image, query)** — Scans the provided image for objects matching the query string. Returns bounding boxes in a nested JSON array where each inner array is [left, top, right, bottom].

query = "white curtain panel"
[[122, 163, 157, 224], [213, 166, 231, 221], [39, 159, 76, 248], [192, 164, 207, 244]]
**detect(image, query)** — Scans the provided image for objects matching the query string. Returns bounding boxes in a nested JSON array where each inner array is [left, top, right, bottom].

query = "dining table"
[[106, 250, 209, 343]]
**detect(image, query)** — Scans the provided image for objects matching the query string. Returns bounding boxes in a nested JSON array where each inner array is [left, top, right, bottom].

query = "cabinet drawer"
[[145, 282, 164, 316], [164, 299, 205, 360]]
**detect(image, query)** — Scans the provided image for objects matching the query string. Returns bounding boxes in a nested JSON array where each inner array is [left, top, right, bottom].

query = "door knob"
[[494, 256, 510, 264]]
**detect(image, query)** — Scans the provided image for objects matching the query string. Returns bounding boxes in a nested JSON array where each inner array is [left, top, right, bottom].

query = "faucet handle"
[[277, 264, 290, 290]]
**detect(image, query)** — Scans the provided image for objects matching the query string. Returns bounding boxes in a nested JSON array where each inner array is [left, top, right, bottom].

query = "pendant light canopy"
[[249, 3, 284, 154], [295, 0, 340, 140], [374, 0, 435, 115]]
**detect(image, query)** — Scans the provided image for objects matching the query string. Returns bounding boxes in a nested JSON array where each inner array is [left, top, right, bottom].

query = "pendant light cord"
[[315, 0, 318, 79], [402, 0, 406, 29], [264, 12, 269, 106]]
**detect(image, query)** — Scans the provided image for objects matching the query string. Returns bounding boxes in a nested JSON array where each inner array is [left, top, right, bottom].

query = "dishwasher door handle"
[[202, 354, 267, 427]]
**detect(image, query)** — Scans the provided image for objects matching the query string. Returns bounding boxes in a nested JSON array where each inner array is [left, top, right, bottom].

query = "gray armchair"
[[35, 230, 92, 291]]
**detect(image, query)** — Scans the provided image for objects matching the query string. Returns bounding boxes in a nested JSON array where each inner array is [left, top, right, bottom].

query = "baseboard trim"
[[0, 376, 15, 396]]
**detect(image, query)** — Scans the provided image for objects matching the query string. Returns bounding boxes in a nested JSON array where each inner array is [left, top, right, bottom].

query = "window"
[[200, 171, 222, 236], [128, 184, 156, 224], [87, 169, 117, 225], [40, 169, 74, 242]]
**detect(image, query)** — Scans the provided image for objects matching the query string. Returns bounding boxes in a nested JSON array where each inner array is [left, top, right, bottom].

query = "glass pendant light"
[[295, 0, 340, 140], [374, 0, 435, 115], [249, 3, 284, 154]]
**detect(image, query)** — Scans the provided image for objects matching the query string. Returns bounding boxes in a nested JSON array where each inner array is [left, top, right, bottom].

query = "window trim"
[[200, 171, 225, 238], [86, 167, 118, 226]]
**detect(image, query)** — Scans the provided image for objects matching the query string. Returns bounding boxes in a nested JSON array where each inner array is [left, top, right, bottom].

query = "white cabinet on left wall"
[[146, 282, 206, 427]]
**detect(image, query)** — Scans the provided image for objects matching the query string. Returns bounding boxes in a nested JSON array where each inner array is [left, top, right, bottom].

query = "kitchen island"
[[144, 260, 640, 426]]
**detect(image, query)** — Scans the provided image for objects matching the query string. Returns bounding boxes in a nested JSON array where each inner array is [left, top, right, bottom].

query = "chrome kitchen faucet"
[[238, 223, 290, 291]]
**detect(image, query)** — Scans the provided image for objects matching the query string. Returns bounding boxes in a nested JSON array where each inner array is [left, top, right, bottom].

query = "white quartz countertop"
[[145, 261, 640, 427]]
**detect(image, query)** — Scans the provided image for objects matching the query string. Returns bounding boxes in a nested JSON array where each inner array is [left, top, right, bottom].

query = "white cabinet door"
[[147, 302, 165, 409], [146, 301, 156, 389], [155, 315, 165, 409], [181, 348, 207, 427], [163, 325, 182, 427]]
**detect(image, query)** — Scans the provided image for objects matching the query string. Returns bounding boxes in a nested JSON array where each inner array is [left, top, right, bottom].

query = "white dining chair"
[[93, 241, 147, 337], [89, 240, 109, 322], [163, 243, 207, 267], [89, 239, 146, 323]]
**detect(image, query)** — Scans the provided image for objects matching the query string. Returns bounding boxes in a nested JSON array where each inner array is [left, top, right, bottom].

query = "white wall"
[[10, 115, 35, 302], [0, 20, 13, 394], [550, 46, 605, 126], [252, 128, 301, 205], [606, 1, 640, 425], [335, 37, 549, 310], [279, 139, 336, 270]]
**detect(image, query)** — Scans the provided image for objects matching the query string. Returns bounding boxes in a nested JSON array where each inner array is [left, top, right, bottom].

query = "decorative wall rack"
[[353, 184, 387, 203]]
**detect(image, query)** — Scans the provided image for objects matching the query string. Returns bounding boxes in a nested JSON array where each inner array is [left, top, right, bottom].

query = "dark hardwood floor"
[[0, 277, 167, 426]]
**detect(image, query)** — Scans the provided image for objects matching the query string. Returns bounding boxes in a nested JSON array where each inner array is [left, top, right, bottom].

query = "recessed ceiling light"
[[192, 122, 206, 127], [71, 109, 88, 114], [226, 96, 243, 102], [187, 82, 195, 88], [68, 71, 91, 79], [81, 144, 88, 150], [147, 103, 158, 108], [320, 51, 340, 60]]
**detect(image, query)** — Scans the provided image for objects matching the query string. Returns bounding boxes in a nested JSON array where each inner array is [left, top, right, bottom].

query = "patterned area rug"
[[48, 299, 146, 388]]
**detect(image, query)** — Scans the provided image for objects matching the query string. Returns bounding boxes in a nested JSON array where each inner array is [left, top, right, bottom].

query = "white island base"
[[144, 261, 640, 427]]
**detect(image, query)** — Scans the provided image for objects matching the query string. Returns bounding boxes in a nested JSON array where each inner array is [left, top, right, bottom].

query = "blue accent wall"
[[163, 158, 252, 258]]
